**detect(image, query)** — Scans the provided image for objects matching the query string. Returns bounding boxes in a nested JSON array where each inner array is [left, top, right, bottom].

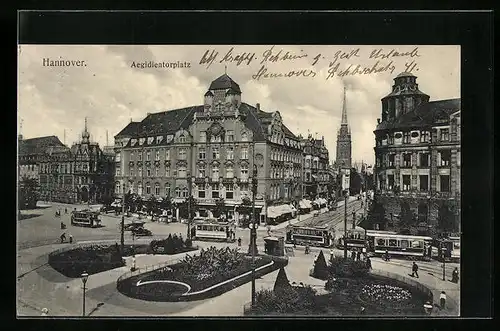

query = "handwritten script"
[[198, 46, 421, 81]]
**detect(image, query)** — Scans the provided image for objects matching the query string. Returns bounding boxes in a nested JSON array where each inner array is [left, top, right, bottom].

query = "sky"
[[18, 45, 460, 164]]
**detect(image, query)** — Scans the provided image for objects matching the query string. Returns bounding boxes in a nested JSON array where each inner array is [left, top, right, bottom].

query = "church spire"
[[341, 84, 348, 125]]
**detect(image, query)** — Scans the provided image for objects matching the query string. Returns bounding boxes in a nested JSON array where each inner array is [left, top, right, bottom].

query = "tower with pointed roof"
[[336, 85, 352, 169]]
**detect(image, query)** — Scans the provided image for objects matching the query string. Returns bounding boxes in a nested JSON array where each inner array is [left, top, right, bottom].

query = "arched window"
[[138, 182, 143, 195], [179, 134, 186, 143], [241, 131, 248, 142], [182, 187, 188, 198], [175, 187, 181, 198], [165, 183, 171, 197], [155, 182, 160, 196], [145, 182, 151, 195]]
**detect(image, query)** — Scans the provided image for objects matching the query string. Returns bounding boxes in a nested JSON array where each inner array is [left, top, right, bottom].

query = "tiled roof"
[[209, 74, 241, 93], [376, 98, 461, 131], [115, 122, 141, 138], [19, 135, 65, 156]]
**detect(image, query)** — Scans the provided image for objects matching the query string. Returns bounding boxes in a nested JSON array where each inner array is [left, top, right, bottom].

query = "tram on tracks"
[[192, 220, 236, 242], [71, 210, 102, 228], [286, 224, 335, 247], [365, 232, 433, 260]]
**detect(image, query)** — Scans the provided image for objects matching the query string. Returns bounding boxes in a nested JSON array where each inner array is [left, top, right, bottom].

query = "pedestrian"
[[412, 261, 419, 278], [329, 249, 334, 262], [384, 250, 390, 261], [41, 308, 48, 316], [132, 255, 137, 271], [423, 301, 433, 315], [356, 250, 361, 261], [293, 239, 297, 248], [237, 237, 242, 247], [439, 291, 447, 310], [360, 306, 365, 315], [65, 208, 67, 214], [267, 225, 271, 236], [351, 250, 356, 260], [60, 232, 66, 243], [452, 267, 459, 283], [69, 234, 73, 244], [366, 257, 372, 270]]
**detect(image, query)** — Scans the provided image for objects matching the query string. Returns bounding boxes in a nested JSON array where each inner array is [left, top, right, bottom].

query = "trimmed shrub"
[[328, 256, 369, 279], [312, 250, 329, 280], [273, 267, 292, 294], [252, 285, 320, 315], [150, 235, 195, 255]]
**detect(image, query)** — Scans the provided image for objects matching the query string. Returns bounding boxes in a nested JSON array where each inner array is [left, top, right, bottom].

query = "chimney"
[[256, 103, 260, 111], [377, 118, 381, 124]]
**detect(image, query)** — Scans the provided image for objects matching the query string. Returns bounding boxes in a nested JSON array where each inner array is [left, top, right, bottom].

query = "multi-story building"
[[114, 73, 303, 223], [373, 72, 461, 233], [301, 134, 330, 200], [38, 120, 115, 203], [18, 135, 67, 180]]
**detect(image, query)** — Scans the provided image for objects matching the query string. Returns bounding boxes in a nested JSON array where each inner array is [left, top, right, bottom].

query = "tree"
[[312, 250, 329, 280], [101, 194, 113, 207], [366, 200, 386, 230], [18, 176, 39, 210], [161, 196, 172, 212], [273, 267, 292, 294], [146, 196, 157, 215], [178, 196, 198, 219], [349, 168, 363, 195], [213, 197, 226, 219]]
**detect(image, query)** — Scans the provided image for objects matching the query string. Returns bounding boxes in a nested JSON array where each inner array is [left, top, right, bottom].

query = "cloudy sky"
[[18, 45, 460, 164]]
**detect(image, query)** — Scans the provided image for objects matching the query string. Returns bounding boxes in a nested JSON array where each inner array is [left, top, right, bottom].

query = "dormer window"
[[147, 137, 154, 145], [131, 139, 137, 146], [156, 136, 163, 144], [241, 131, 248, 142], [139, 138, 145, 146], [215, 103, 223, 112], [179, 135, 186, 143], [167, 135, 173, 143]]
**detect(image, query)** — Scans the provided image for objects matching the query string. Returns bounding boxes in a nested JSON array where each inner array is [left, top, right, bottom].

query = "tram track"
[[295, 200, 365, 231]]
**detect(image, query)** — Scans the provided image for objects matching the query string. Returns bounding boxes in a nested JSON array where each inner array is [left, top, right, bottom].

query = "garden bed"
[[117, 246, 287, 302]]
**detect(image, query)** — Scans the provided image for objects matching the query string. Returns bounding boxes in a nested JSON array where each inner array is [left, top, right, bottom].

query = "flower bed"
[[117, 246, 286, 301]]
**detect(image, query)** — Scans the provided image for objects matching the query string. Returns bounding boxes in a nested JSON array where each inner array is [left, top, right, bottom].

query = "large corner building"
[[373, 72, 461, 234]]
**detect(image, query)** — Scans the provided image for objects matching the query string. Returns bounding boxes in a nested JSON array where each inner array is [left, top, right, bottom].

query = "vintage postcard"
[[17, 44, 460, 317]]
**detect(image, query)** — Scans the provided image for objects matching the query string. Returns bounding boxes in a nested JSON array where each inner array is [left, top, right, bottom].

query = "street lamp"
[[187, 171, 192, 239], [343, 189, 348, 259], [120, 183, 125, 255], [81, 271, 89, 317], [249, 163, 259, 308], [441, 241, 446, 281]]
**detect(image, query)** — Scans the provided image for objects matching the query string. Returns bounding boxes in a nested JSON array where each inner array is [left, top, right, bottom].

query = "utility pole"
[[120, 183, 125, 254], [187, 171, 192, 239], [249, 163, 258, 308], [344, 189, 348, 259], [352, 211, 356, 229]]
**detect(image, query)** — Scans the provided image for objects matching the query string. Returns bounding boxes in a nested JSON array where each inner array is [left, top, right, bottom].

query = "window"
[[167, 135, 173, 143], [115, 182, 120, 194], [403, 132, 411, 144], [165, 149, 170, 160], [225, 184, 233, 199], [146, 151, 151, 161], [440, 150, 451, 166], [138, 153, 143, 161], [211, 184, 219, 198], [440, 128, 450, 142], [388, 175, 395, 189], [212, 166, 219, 181], [420, 153, 429, 167], [198, 148, 206, 160], [146, 168, 151, 177], [403, 153, 411, 167], [226, 130, 234, 142], [130, 152, 134, 161], [146, 183, 151, 195], [212, 147, 220, 159], [165, 184, 171, 197], [129, 167, 134, 176], [179, 135, 186, 143], [389, 239, 398, 247], [199, 131, 206, 143], [178, 148, 187, 160], [165, 166, 170, 177], [155, 183, 160, 196], [241, 132, 248, 142], [182, 187, 188, 198], [440, 175, 450, 192], [388, 154, 395, 167], [198, 187, 205, 198], [178, 166, 187, 178], [175, 187, 181, 198], [241, 165, 248, 180], [240, 183, 249, 196], [420, 131, 430, 143], [138, 167, 143, 177], [402, 175, 411, 191], [419, 175, 429, 191], [155, 151, 160, 161], [115, 167, 121, 176], [155, 167, 159, 177], [305, 159, 310, 168], [227, 146, 234, 160], [116, 153, 121, 162], [226, 166, 234, 178], [241, 146, 248, 159], [387, 134, 394, 145], [198, 165, 205, 178]]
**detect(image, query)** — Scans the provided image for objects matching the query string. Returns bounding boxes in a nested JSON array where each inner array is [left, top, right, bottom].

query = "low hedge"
[[117, 255, 287, 302]]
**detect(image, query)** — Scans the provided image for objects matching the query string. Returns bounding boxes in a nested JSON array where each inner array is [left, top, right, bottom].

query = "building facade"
[[18, 135, 67, 180], [373, 72, 461, 233], [114, 74, 303, 223], [301, 135, 330, 200], [38, 121, 115, 204]]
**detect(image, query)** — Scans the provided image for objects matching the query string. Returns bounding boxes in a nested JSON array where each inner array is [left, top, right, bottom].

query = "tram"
[[431, 236, 460, 262], [337, 226, 368, 250], [192, 221, 235, 242], [366, 232, 432, 259], [71, 210, 102, 228], [286, 224, 335, 247]]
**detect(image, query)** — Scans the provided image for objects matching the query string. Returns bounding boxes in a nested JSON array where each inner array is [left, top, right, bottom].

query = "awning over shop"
[[299, 199, 312, 209], [267, 204, 294, 218]]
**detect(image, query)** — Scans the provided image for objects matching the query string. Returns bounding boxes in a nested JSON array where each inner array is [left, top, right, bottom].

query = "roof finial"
[[84, 117, 88, 132], [225, 65, 227, 75]]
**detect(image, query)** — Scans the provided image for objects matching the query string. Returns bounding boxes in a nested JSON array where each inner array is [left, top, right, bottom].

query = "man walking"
[[412, 261, 419, 278], [439, 291, 447, 310]]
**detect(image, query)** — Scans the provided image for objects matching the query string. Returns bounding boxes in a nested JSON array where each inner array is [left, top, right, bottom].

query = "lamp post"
[[352, 211, 356, 229], [441, 241, 446, 281], [187, 171, 192, 239], [343, 189, 348, 259], [249, 163, 258, 308], [81, 271, 89, 317], [120, 183, 125, 255]]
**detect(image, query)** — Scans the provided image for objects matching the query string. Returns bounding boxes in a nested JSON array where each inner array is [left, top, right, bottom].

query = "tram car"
[[71, 210, 102, 228], [192, 221, 235, 242], [431, 236, 460, 262], [365, 232, 432, 260], [336, 226, 368, 250], [286, 224, 335, 248]]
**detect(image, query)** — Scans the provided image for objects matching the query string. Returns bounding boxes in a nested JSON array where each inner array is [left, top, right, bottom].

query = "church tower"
[[336, 85, 352, 169]]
